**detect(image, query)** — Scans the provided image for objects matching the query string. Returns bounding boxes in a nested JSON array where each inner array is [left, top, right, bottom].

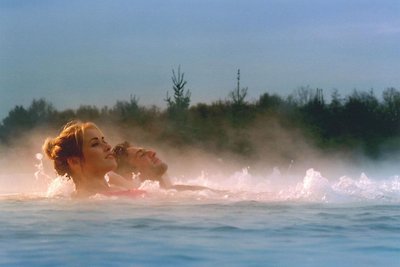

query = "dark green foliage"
[[342, 90, 380, 138], [0, 98, 55, 143], [56, 109, 77, 125], [382, 87, 400, 135], [298, 88, 331, 144], [0, 105, 31, 143], [229, 69, 248, 107], [76, 105, 100, 121], [1, 86, 400, 159], [163, 66, 192, 143], [111, 95, 148, 125], [188, 101, 230, 150], [165, 66, 191, 119], [28, 99, 56, 125], [227, 69, 253, 128], [257, 92, 283, 111]]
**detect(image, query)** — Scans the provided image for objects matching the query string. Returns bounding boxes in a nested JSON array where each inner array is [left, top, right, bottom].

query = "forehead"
[[83, 127, 103, 141], [127, 147, 143, 156]]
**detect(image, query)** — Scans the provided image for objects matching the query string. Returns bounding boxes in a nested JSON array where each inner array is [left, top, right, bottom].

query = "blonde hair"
[[42, 121, 98, 178]]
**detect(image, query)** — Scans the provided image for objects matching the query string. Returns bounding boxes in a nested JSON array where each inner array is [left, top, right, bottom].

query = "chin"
[[104, 161, 117, 172], [159, 163, 168, 175]]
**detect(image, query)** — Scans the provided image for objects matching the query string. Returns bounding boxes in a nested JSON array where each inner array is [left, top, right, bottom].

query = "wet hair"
[[42, 120, 98, 178], [112, 141, 137, 172]]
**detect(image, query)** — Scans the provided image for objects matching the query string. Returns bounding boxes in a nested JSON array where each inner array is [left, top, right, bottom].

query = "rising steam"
[[0, 121, 400, 203]]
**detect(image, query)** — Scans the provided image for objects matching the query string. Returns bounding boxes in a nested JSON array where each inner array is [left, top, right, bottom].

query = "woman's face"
[[80, 127, 117, 177]]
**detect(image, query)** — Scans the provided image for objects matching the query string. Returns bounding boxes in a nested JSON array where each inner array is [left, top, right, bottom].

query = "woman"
[[43, 121, 118, 198]]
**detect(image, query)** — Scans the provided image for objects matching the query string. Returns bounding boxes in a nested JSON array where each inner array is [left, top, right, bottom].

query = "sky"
[[0, 0, 399, 120]]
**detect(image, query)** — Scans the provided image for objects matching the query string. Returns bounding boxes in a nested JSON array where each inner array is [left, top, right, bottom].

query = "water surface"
[[1, 196, 399, 267], [1, 166, 400, 266]]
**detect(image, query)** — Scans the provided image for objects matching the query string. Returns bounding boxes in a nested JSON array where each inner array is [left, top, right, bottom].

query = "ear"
[[67, 157, 82, 174]]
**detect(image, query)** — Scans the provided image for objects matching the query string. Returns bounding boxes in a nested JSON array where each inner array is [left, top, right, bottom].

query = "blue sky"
[[1, 0, 399, 120]]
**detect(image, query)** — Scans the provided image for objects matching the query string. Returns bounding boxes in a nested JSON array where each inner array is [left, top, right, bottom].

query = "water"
[[1, 165, 400, 266], [1, 198, 399, 267]]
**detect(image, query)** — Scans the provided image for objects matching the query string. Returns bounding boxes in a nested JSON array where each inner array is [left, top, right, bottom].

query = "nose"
[[103, 141, 111, 151], [147, 150, 156, 157]]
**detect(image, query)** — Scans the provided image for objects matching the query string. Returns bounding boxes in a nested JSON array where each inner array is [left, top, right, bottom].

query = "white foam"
[[46, 176, 75, 198], [5, 153, 400, 203]]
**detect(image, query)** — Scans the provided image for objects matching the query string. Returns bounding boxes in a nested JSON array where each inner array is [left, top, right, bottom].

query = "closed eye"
[[90, 137, 100, 147], [136, 149, 146, 158]]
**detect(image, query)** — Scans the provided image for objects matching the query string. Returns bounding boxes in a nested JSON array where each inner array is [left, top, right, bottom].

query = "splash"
[[165, 167, 400, 203], [3, 152, 400, 203], [34, 153, 52, 182], [46, 176, 75, 198], [40, 167, 400, 202]]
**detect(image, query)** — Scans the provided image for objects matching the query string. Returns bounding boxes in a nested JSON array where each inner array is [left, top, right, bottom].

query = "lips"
[[105, 153, 115, 159]]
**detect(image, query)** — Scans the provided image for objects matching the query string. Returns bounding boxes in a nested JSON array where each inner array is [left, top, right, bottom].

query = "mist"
[[1, 88, 400, 202]]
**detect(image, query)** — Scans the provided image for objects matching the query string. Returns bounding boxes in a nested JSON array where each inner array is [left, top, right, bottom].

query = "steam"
[[0, 120, 400, 204]]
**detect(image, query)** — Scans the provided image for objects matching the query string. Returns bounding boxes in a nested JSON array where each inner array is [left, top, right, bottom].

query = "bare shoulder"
[[107, 171, 139, 189]]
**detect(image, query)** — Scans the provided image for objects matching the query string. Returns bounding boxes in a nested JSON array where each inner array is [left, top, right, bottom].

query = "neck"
[[115, 167, 135, 180], [74, 174, 109, 197]]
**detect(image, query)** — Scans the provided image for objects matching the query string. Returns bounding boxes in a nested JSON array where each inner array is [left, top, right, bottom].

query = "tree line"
[[1, 68, 399, 160]]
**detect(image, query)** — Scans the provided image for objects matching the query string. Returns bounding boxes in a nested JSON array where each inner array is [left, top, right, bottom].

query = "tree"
[[28, 98, 55, 124], [382, 87, 400, 120], [165, 65, 191, 116], [382, 87, 400, 135], [257, 92, 283, 111], [330, 89, 342, 110], [290, 85, 317, 106], [229, 69, 248, 106], [0, 105, 31, 143], [163, 66, 192, 141], [227, 69, 254, 129], [300, 88, 328, 139], [113, 95, 141, 123], [76, 105, 100, 120]]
